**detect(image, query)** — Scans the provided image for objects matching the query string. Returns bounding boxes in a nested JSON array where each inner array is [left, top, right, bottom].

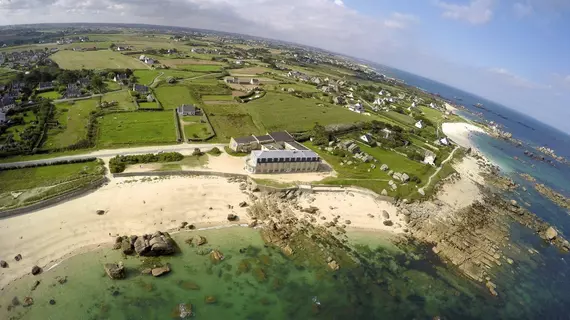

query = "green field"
[[97, 111, 176, 148], [0, 161, 104, 209], [202, 104, 263, 142], [179, 64, 222, 72], [37, 91, 61, 99], [105, 80, 122, 91], [51, 50, 147, 70], [246, 92, 369, 132], [100, 90, 136, 111], [182, 116, 213, 140], [154, 85, 198, 110], [1, 111, 38, 142], [138, 101, 161, 109], [201, 95, 234, 101], [134, 70, 203, 85], [43, 99, 98, 150], [383, 111, 417, 126], [271, 83, 320, 93]]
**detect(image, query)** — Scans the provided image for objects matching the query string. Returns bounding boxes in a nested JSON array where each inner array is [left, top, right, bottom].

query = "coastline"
[[441, 122, 486, 150]]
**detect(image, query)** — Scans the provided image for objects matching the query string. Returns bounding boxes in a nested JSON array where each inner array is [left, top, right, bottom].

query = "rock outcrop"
[[132, 231, 176, 256], [151, 264, 171, 277], [104, 262, 125, 280], [31, 266, 42, 275]]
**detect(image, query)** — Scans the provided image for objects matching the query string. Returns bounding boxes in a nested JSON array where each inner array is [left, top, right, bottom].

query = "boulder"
[[510, 199, 518, 207], [383, 220, 394, 227], [205, 296, 217, 304], [545, 227, 558, 241], [121, 239, 134, 255], [382, 210, 390, 219], [381, 189, 388, 196], [248, 219, 258, 228], [179, 222, 188, 229], [345, 220, 351, 225], [380, 164, 389, 171], [31, 280, 40, 291], [151, 264, 171, 277], [195, 235, 207, 246], [418, 188, 425, 196], [23, 296, 34, 307], [401, 173, 410, 183], [486, 281, 498, 296], [96, 210, 105, 215], [393, 172, 402, 181], [239, 201, 248, 208], [135, 232, 176, 256], [0, 260, 8, 268], [328, 260, 340, 271], [210, 250, 224, 262], [388, 170, 394, 176], [14, 254, 22, 261], [174, 303, 193, 319], [104, 263, 125, 280], [141, 268, 152, 275], [31, 266, 42, 275], [227, 214, 238, 221]]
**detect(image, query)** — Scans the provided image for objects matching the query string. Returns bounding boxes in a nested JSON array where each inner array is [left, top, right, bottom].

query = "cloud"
[[435, 0, 493, 24], [513, 2, 533, 18], [334, 0, 344, 6], [488, 67, 549, 89], [383, 12, 419, 29]]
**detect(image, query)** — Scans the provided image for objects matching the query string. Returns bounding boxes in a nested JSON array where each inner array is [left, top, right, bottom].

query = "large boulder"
[[381, 189, 388, 196], [401, 173, 410, 183], [151, 264, 171, 277], [380, 164, 389, 171], [545, 227, 558, 241], [134, 232, 176, 256], [0, 260, 8, 268], [227, 214, 238, 221], [104, 262, 125, 280], [121, 239, 134, 255], [31, 266, 42, 276], [382, 210, 390, 219]]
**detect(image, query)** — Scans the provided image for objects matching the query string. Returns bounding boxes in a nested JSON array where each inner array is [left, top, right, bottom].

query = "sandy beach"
[[442, 122, 486, 149], [0, 175, 399, 289]]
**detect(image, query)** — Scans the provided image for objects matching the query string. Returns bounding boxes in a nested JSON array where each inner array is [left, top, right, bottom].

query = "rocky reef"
[[534, 183, 570, 212], [112, 231, 177, 257]]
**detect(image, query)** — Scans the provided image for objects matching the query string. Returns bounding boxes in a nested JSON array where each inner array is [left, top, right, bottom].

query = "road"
[[0, 143, 226, 169], [423, 146, 460, 189]]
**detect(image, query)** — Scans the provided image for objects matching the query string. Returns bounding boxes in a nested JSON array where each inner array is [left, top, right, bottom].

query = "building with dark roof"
[[246, 150, 320, 174], [177, 104, 201, 116], [133, 84, 149, 94], [269, 131, 294, 142]]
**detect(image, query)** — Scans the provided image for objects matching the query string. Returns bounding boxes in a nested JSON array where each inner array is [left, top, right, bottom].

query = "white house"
[[0, 112, 6, 123], [378, 90, 384, 96], [411, 102, 416, 108], [360, 134, 374, 144], [423, 154, 436, 166], [430, 102, 437, 109], [139, 55, 146, 61], [373, 98, 383, 105], [349, 103, 364, 114], [415, 120, 424, 129], [440, 137, 449, 146], [347, 92, 354, 98]]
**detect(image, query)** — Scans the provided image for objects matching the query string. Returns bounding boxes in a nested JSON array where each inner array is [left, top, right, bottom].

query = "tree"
[[109, 43, 116, 50], [311, 123, 329, 146], [90, 75, 107, 94]]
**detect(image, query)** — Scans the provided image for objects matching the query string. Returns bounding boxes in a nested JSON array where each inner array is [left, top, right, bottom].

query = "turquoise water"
[[0, 227, 534, 320]]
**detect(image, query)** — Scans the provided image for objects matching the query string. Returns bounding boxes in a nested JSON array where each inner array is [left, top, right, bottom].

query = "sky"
[[1, 0, 569, 132]]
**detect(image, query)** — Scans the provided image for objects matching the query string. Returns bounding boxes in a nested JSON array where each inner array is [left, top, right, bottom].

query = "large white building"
[[246, 149, 320, 174]]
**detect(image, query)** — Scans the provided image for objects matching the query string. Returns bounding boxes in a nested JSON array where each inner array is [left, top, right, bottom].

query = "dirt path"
[[423, 146, 460, 188]]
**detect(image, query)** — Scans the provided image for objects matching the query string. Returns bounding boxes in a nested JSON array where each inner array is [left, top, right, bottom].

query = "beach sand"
[[442, 122, 486, 149], [0, 175, 398, 289]]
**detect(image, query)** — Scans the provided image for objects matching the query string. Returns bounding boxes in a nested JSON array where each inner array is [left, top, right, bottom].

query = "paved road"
[[0, 143, 226, 169]]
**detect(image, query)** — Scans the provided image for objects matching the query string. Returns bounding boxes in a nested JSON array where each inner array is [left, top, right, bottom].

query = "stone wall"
[[0, 177, 109, 218]]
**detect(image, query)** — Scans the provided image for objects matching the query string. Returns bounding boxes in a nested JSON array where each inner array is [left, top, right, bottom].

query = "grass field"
[[43, 99, 98, 150], [37, 91, 61, 99], [100, 90, 136, 111], [134, 70, 203, 85], [182, 116, 213, 140], [246, 92, 369, 132], [1, 111, 37, 142], [178, 64, 223, 72], [201, 95, 234, 101], [160, 59, 225, 68], [97, 111, 176, 148], [105, 81, 122, 91], [51, 50, 148, 70], [154, 85, 198, 110], [271, 83, 320, 93], [0, 161, 104, 209], [383, 111, 417, 126], [138, 101, 161, 109]]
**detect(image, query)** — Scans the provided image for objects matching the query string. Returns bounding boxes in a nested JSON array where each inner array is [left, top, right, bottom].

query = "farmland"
[[1, 111, 37, 142], [37, 91, 61, 99], [97, 111, 176, 148], [99, 90, 136, 111], [246, 92, 369, 132], [42, 99, 98, 150], [154, 85, 198, 110], [51, 50, 148, 70], [201, 95, 234, 101], [133, 69, 203, 85], [178, 64, 223, 72]]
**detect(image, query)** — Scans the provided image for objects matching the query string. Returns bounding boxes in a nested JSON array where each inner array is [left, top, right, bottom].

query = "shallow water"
[[4, 225, 569, 320]]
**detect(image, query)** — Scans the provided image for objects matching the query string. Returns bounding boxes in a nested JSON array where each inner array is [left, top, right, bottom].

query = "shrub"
[[109, 152, 184, 173], [208, 147, 221, 156]]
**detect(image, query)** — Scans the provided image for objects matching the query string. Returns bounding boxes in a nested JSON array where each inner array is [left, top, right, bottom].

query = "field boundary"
[[0, 176, 109, 218]]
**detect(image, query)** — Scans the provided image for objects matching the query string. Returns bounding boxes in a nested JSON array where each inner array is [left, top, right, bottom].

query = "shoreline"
[[441, 122, 486, 151]]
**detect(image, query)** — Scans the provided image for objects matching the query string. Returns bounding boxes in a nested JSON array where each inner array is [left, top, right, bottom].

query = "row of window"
[[257, 167, 316, 173], [256, 156, 319, 163]]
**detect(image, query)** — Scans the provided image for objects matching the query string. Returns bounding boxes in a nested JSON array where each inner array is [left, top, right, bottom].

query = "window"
[[301, 157, 306, 162], [279, 158, 284, 162], [285, 158, 290, 162], [268, 158, 272, 163]]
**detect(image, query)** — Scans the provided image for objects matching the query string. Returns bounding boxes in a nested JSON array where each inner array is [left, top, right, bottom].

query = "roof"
[[178, 104, 197, 113], [233, 136, 257, 144], [251, 149, 320, 162], [285, 141, 308, 151], [133, 84, 149, 92], [269, 131, 294, 142], [254, 135, 274, 143]]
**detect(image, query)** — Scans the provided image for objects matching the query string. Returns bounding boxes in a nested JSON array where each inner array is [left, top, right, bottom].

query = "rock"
[[210, 250, 224, 262], [506, 258, 514, 264], [388, 170, 394, 176], [55, 276, 67, 285], [418, 188, 425, 196], [403, 215, 410, 224], [175, 303, 193, 318], [12, 296, 20, 306], [328, 260, 340, 271], [134, 231, 176, 256], [380, 164, 389, 171], [121, 239, 134, 255], [31, 280, 40, 291], [0, 260, 8, 268], [179, 221, 188, 229], [23, 296, 34, 307], [401, 173, 410, 182], [345, 220, 351, 225], [486, 281, 498, 296], [49, 299, 56, 305], [381, 189, 388, 196], [188, 224, 196, 230], [115, 236, 123, 244], [141, 268, 152, 275], [227, 214, 238, 221], [205, 296, 217, 304], [151, 264, 171, 277], [31, 265, 42, 275], [195, 235, 207, 246], [432, 246, 440, 254], [545, 227, 558, 241], [301, 206, 319, 214], [239, 201, 248, 208], [14, 254, 22, 261], [383, 220, 393, 227], [248, 219, 258, 228], [382, 210, 390, 219], [510, 199, 518, 207], [282, 245, 294, 256], [249, 179, 259, 192], [104, 262, 125, 280], [96, 210, 105, 215]]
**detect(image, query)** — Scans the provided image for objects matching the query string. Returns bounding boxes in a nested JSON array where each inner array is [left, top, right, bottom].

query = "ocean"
[[3, 68, 570, 319]]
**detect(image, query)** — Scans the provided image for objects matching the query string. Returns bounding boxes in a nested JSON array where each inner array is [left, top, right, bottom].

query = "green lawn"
[[134, 70, 203, 85], [202, 95, 234, 101], [271, 83, 320, 93], [154, 85, 198, 110], [0, 161, 105, 209], [43, 99, 98, 150], [105, 81, 122, 91], [203, 103, 263, 142], [383, 111, 417, 126], [179, 64, 222, 72], [100, 90, 136, 111], [97, 111, 176, 148], [138, 101, 161, 109], [359, 144, 434, 181], [51, 50, 147, 70], [246, 92, 369, 132], [37, 91, 61, 99]]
